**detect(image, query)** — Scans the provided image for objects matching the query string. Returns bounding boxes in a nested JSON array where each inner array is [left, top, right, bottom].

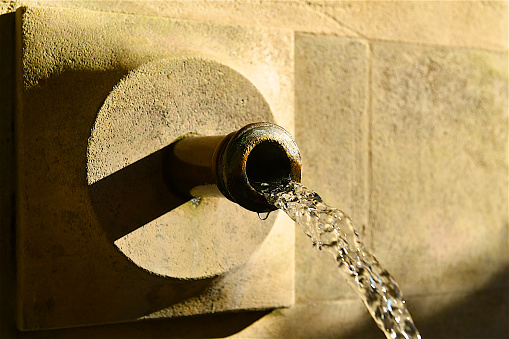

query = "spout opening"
[[219, 123, 301, 213], [167, 122, 301, 213], [246, 141, 292, 188]]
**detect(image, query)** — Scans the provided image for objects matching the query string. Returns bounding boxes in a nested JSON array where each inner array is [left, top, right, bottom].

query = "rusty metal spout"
[[165, 122, 302, 213]]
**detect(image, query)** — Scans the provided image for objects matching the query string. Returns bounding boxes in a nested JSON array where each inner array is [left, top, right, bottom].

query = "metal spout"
[[165, 122, 302, 212]]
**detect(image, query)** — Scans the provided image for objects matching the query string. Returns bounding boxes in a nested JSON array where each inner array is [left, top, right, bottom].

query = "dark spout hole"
[[246, 141, 292, 192]]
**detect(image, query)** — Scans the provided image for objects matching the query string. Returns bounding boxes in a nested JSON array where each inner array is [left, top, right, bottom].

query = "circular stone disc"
[[87, 57, 276, 279]]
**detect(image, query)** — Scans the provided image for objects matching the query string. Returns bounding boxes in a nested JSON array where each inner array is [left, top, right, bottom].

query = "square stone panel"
[[370, 42, 508, 296], [16, 6, 295, 330]]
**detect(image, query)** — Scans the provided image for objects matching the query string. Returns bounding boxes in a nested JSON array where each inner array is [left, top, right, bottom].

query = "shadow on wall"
[[0, 10, 18, 339], [11, 311, 270, 339], [8, 267, 507, 338], [414, 265, 508, 339], [89, 144, 189, 242], [342, 265, 509, 339]]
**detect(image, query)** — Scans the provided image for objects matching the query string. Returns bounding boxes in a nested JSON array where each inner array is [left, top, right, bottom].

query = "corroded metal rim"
[[166, 122, 302, 213], [215, 122, 302, 212]]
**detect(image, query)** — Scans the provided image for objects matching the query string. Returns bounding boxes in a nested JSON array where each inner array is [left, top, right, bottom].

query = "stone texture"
[[231, 301, 379, 338], [234, 279, 509, 338], [11, 0, 509, 51], [370, 42, 508, 296], [1, 1, 508, 338], [311, 1, 508, 51], [294, 33, 369, 302], [11, 0, 357, 37], [407, 282, 509, 338], [87, 57, 276, 279], [16, 6, 294, 330]]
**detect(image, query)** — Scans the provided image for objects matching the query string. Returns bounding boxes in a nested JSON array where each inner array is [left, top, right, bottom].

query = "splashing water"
[[261, 179, 421, 339]]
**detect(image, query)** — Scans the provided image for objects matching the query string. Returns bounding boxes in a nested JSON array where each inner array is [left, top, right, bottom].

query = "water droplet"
[[190, 196, 202, 207], [257, 211, 271, 220]]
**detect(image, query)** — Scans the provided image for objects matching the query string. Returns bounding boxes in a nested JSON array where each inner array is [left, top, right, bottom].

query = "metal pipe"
[[165, 122, 302, 213]]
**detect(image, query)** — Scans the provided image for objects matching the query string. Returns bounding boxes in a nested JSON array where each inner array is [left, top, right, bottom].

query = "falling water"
[[259, 179, 421, 339]]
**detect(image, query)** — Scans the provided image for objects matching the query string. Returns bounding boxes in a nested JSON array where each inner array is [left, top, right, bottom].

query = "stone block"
[[21, 1, 507, 51], [16, 5, 295, 330], [310, 1, 508, 51], [370, 42, 508, 296]]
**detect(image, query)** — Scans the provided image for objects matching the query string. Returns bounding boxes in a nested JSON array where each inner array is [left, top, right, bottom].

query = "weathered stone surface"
[[1, 1, 507, 338], [407, 283, 508, 338], [87, 57, 276, 279], [232, 279, 508, 338], [14, 0, 509, 51], [370, 42, 508, 296], [13, 0, 355, 36], [16, 5, 294, 330], [231, 301, 379, 338], [309, 1, 508, 51], [294, 33, 369, 302]]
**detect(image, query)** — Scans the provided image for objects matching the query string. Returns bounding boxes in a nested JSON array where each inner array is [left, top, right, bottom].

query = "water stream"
[[259, 179, 421, 339]]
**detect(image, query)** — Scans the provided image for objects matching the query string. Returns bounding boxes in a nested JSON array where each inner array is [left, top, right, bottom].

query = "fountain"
[[167, 121, 421, 339], [16, 10, 421, 326]]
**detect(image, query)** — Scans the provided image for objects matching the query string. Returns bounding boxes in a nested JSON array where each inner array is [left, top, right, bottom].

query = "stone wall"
[[1, 1, 507, 338]]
